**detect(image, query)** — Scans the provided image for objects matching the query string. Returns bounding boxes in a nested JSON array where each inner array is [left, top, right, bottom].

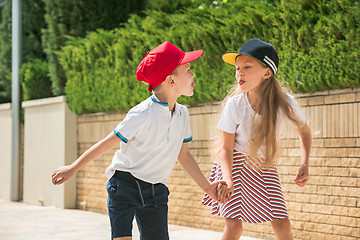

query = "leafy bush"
[[0, 1, 14, 103], [42, 0, 153, 96], [59, 0, 360, 115], [0, 0, 205, 104], [274, 0, 360, 92], [0, 0, 47, 103], [21, 59, 52, 101]]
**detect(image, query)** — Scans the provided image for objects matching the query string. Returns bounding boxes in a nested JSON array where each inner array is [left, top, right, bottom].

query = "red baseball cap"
[[136, 41, 203, 92]]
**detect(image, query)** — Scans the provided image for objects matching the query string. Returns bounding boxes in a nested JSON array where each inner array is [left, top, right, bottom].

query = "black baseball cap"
[[222, 38, 279, 75]]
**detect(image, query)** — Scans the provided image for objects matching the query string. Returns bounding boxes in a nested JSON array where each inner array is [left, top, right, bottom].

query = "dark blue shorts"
[[107, 171, 170, 240]]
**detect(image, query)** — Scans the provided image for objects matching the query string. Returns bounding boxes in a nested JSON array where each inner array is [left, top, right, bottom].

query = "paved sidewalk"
[[0, 200, 261, 240]]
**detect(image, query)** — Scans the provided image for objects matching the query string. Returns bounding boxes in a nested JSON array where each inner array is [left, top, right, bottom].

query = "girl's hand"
[[51, 165, 76, 185], [294, 164, 309, 187], [217, 180, 234, 203]]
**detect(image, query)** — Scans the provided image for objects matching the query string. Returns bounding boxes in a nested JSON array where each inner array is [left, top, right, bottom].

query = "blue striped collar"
[[151, 94, 181, 116], [151, 94, 168, 106]]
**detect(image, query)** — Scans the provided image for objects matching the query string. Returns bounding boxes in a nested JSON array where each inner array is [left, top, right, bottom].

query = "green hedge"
[[0, 1, 12, 103], [276, 0, 360, 91], [59, 0, 360, 115], [21, 59, 52, 101], [0, 0, 47, 103], [41, 0, 167, 97], [0, 0, 206, 104]]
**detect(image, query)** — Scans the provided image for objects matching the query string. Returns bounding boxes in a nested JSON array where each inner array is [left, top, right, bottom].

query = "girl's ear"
[[264, 68, 272, 80]]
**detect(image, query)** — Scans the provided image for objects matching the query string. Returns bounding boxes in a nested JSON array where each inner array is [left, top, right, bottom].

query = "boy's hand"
[[217, 181, 234, 203], [294, 164, 309, 187], [51, 165, 76, 185]]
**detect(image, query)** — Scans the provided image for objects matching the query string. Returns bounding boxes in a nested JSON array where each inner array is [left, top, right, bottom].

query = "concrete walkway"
[[0, 200, 261, 240]]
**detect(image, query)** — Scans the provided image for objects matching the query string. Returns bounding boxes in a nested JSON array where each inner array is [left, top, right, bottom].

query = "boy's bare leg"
[[113, 237, 132, 240], [271, 218, 293, 240], [221, 218, 243, 240]]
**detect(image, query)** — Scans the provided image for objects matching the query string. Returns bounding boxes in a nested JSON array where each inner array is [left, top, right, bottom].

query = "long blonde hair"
[[211, 73, 299, 168]]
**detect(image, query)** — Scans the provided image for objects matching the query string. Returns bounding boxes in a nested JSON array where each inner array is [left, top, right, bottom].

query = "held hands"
[[204, 180, 231, 204], [204, 181, 226, 203], [204, 180, 234, 204], [51, 165, 76, 185], [294, 164, 309, 187], [217, 180, 234, 203]]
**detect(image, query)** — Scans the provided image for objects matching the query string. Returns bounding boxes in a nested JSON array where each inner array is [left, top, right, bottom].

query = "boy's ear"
[[165, 75, 176, 86]]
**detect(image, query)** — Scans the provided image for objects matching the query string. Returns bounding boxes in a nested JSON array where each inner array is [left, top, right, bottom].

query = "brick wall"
[[76, 113, 125, 213], [76, 88, 360, 240]]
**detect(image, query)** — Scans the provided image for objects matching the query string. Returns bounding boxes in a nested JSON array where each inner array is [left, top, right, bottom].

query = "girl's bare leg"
[[221, 218, 243, 240], [271, 218, 293, 240]]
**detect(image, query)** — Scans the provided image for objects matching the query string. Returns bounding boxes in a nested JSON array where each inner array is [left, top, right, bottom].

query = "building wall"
[[0, 103, 25, 202], [76, 88, 360, 240], [0, 103, 12, 201], [22, 96, 77, 208]]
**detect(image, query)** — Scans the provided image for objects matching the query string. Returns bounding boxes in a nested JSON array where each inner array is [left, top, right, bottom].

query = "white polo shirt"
[[217, 92, 306, 158], [105, 94, 192, 184]]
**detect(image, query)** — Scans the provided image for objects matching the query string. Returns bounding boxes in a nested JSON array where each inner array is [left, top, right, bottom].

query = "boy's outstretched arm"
[[177, 142, 227, 203], [51, 131, 121, 185]]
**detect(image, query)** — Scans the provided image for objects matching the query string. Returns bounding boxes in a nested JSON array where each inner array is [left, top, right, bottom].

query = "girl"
[[202, 39, 312, 240]]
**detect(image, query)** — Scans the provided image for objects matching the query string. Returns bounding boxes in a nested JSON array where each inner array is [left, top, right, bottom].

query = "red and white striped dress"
[[202, 151, 289, 223]]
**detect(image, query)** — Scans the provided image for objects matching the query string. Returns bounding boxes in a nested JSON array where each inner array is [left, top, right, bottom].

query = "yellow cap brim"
[[221, 52, 240, 65]]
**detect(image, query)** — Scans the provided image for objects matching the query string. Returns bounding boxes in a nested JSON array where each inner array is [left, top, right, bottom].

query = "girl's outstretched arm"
[[51, 131, 121, 185], [294, 122, 312, 187], [218, 131, 236, 202]]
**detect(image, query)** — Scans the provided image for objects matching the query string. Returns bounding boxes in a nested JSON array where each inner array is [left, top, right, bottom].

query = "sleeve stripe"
[[114, 129, 128, 143], [183, 136, 193, 143]]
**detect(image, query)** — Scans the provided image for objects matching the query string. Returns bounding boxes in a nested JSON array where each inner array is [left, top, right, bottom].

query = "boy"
[[51, 41, 225, 240]]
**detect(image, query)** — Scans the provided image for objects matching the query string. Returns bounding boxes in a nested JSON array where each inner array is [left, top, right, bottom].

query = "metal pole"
[[11, 0, 21, 201]]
